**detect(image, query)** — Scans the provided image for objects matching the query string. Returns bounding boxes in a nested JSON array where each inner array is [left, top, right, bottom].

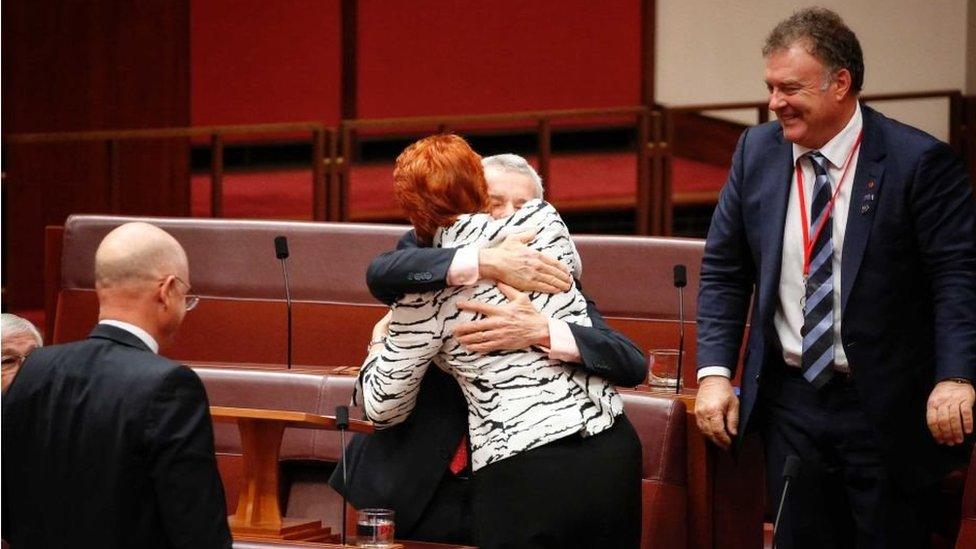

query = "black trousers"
[[404, 473, 474, 545], [760, 364, 938, 549], [471, 414, 643, 549]]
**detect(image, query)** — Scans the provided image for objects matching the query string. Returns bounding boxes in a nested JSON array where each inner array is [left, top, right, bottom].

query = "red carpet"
[[190, 153, 728, 220]]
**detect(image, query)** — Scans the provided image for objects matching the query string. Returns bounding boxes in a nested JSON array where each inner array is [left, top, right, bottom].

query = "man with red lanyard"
[[694, 8, 975, 548]]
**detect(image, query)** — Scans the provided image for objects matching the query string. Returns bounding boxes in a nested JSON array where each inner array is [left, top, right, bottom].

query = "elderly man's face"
[[2, 332, 39, 392], [764, 44, 848, 149], [485, 167, 538, 219]]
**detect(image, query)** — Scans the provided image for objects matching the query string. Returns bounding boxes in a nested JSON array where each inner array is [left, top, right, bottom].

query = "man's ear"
[[833, 68, 853, 100], [156, 276, 175, 308]]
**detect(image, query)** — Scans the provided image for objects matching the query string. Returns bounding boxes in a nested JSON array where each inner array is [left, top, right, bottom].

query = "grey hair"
[[763, 7, 864, 93], [481, 154, 545, 199], [1, 314, 43, 346]]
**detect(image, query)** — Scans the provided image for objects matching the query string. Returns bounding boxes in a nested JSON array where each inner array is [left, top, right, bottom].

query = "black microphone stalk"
[[673, 264, 687, 395], [274, 236, 293, 370], [335, 405, 350, 545], [772, 455, 801, 549]]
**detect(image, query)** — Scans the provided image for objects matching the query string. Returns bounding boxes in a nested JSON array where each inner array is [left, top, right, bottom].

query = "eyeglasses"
[[169, 275, 200, 311], [1, 353, 29, 371]]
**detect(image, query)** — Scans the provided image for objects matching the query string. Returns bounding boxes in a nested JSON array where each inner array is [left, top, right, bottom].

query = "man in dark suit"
[[330, 154, 647, 544], [694, 8, 976, 548], [2, 222, 231, 549]]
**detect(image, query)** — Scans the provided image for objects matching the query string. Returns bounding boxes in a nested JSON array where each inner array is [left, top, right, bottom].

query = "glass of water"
[[647, 348, 681, 390], [357, 508, 395, 548]]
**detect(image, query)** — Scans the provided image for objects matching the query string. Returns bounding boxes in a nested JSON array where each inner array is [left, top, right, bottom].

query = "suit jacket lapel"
[[758, 131, 795, 333], [841, 106, 886, 314]]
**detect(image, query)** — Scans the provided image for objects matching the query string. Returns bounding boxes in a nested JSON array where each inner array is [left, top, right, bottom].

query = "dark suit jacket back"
[[2, 324, 231, 549]]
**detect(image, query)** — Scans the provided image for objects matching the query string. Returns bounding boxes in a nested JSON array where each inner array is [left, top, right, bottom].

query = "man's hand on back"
[[454, 283, 550, 353], [694, 376, 739, 450], [479, 232, 571, 294]]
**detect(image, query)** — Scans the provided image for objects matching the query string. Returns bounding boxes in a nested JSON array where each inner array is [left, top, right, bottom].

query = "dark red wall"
[[3, 0, 190, 311], [188, 0, 642, 124], [357, 0, 642, 117], [190, 0, 343, 125]]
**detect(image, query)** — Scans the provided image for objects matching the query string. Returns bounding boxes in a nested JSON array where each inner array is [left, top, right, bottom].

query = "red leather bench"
[[48, 215, 708, 386], [195, 367, 688, 549]]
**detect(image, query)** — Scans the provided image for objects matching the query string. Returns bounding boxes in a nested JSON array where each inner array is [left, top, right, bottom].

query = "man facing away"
[[330, 153, 647, 544], [694, 8, 976, 548], [1, 313, 44, 392], [2, 222, 231, 549]]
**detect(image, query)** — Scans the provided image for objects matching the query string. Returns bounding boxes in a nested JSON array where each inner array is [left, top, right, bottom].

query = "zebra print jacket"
[[356, 199, 624, 471]]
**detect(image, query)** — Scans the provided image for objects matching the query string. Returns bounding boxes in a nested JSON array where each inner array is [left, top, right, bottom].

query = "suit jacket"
[[2, 324, 231, 549], [331, 229, 646, 532], [696, 104, 976, 490]]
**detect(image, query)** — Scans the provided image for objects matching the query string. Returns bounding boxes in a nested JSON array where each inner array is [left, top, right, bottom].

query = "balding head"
[[96, 222, 188, 289], [95, 223, 192, 347]]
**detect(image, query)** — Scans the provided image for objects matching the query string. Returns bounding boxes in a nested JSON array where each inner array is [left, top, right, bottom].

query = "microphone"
[[335, 405, 351, 545], [274, 236, 293, 370], [673, 264, 687, 395], [771, 455, 801, 549]]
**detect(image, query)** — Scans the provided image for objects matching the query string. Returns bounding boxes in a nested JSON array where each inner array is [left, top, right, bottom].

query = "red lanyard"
[[796, 130, 863, 276]]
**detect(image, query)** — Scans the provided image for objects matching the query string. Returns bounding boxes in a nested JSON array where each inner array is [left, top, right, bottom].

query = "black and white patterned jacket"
[[356, 199, 623, 470]]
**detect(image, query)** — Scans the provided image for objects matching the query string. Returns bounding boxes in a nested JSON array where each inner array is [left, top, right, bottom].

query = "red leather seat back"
[[621, 390, 688, 549]]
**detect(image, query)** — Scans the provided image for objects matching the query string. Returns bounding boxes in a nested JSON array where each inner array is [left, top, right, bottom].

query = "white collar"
[[792, 101, 863, 168], [98, 320, 160, 354]]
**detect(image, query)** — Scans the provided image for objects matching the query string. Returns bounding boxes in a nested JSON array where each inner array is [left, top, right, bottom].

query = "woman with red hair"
[[357, 134, 641, 548]]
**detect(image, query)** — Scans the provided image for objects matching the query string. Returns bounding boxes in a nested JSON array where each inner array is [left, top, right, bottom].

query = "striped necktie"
[[801, 151, 835, 388]]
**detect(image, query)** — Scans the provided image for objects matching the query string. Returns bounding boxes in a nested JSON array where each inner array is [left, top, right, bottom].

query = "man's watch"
[[945, 378, 973, 385]]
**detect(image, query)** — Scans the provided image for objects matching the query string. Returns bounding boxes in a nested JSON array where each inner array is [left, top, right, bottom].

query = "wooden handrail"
[[344, 105, 647, 130], [4, 123, 338, 222], [3, 121, 330, 143], [3, 90, 966, 235]]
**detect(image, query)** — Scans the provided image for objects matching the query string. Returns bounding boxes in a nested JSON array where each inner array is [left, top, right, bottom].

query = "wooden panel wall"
[[2, 0, 191, 310]]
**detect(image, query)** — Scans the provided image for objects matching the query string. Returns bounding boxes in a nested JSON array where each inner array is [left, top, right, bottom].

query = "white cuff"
[[446, 247, 480, 286], [697, 366, 732, 382], [545, 319, 581, 363]]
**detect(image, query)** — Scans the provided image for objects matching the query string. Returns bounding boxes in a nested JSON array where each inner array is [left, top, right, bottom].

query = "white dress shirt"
[[698, 103, 862, 380], [98, 319, 160, 354]]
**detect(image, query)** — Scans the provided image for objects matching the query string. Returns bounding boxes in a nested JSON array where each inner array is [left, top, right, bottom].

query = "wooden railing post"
[[538, 118, 552, 198], [661, 109, 675, 236], [311, 127, 326, 221], [636, 110, 652, 235], [648, 110, 665, 235], [949, 91, 964, 156], [336, 124, 353, 221], [757, 106, 770, 124], [106, 139, 120, 213], [327, 128, 339, 222], [210, 133, 224, 218]]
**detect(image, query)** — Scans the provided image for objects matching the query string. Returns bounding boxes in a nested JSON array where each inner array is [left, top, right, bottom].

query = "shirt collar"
[[792, 101, 863, 168], [98, 320, 160, 354]]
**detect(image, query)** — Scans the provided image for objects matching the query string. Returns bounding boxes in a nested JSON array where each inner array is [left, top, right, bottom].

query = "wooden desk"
[[211, 406, 372, 543]]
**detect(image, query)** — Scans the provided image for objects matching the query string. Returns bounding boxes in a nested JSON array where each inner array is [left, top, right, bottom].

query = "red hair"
[[393, 134, 489, 243]]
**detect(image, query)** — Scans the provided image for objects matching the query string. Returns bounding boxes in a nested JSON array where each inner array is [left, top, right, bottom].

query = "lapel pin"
[[867, 180, 876, 189], [860, 203, 871, 214]]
